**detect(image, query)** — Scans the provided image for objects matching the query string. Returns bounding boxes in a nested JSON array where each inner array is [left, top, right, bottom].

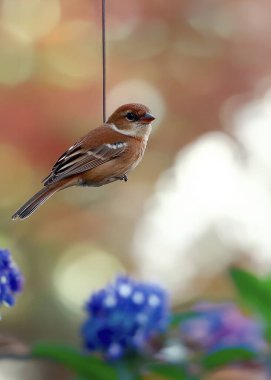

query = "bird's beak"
[[140, 113, 155, 123]]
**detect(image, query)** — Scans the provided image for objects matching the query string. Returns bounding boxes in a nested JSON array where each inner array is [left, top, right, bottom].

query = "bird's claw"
[[122, 174, 128, 182]]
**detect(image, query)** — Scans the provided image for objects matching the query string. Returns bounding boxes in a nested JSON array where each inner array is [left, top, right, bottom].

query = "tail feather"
[[12, 186, 59, 220]]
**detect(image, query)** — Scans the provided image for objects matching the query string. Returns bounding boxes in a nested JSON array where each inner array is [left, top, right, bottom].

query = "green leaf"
[[202, 347, 256, 371], [148, 363, 187, 380], [262, 274, 271, 290], [229, 268, 270, 309], [229, 267, 271, 339], [32, 343, 117, 380], [170, 311, 198, 328]]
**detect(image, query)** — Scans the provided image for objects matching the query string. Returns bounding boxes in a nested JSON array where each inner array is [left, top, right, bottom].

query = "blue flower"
[[0, 248, 24, 309], [81, 276, 169, 360], [180, 302, 266, 354]]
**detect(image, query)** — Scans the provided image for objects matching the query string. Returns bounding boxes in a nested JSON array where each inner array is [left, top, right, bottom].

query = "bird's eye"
[[126, 112, 137, 121]]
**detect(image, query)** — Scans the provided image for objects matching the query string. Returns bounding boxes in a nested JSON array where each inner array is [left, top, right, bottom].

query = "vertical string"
[[102, 0, 106, 123]]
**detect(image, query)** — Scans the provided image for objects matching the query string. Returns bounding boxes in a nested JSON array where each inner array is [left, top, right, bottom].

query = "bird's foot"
[[121, 174, 128, 182]]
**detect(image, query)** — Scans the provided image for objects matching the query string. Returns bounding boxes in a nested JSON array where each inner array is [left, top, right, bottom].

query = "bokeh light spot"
[[2, 0, 61, 42], [116, 21, 169, 59], [0, 24, 34, 85], [37, 21, 99, 88], [53, 243, 125, 313], [187, 5, 234, 38], [107, 0, 140, 41]]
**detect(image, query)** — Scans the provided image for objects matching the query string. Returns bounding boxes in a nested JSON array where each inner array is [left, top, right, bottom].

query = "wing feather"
[[43, 140, 127, 186]]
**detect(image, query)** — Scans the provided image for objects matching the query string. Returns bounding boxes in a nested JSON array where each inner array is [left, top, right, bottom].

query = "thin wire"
[[102, 0, 106, 123]]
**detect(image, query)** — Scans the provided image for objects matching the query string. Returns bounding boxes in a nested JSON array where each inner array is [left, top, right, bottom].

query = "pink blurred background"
[[1, 0, 271, 378]]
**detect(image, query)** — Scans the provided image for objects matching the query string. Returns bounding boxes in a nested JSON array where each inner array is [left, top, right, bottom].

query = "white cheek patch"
[[108, 122, 152, 139], [108, 124, 136, 136]]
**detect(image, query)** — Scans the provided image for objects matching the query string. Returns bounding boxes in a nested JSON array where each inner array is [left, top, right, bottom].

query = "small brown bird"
[[12, 103, 155, 220]]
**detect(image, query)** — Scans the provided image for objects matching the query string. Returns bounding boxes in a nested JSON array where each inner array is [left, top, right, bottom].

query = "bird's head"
[[107, 103, 155, 138]]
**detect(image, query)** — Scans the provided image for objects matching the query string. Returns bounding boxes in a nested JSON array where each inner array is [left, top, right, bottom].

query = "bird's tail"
[[12, 184, 60, 220]]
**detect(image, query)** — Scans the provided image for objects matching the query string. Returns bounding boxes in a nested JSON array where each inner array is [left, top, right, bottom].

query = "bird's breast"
[[80, 138, 148, 186]]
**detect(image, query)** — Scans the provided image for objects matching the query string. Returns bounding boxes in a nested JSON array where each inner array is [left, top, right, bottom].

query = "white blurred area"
[[0, 361, 42, 380], [132, 85, 271, 302]]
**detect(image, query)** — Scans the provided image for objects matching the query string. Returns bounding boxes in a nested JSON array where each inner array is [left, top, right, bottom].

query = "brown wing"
[[42, 125, 128, 186]]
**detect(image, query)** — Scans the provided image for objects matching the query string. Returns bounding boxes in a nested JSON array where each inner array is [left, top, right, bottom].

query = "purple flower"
[[81, 276, 169, 360], [0, 248, 24, 309], [180, 302, 266, 354]]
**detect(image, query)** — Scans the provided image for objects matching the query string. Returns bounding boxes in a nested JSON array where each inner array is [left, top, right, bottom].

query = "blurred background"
[[1, 0, 271, 378]]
